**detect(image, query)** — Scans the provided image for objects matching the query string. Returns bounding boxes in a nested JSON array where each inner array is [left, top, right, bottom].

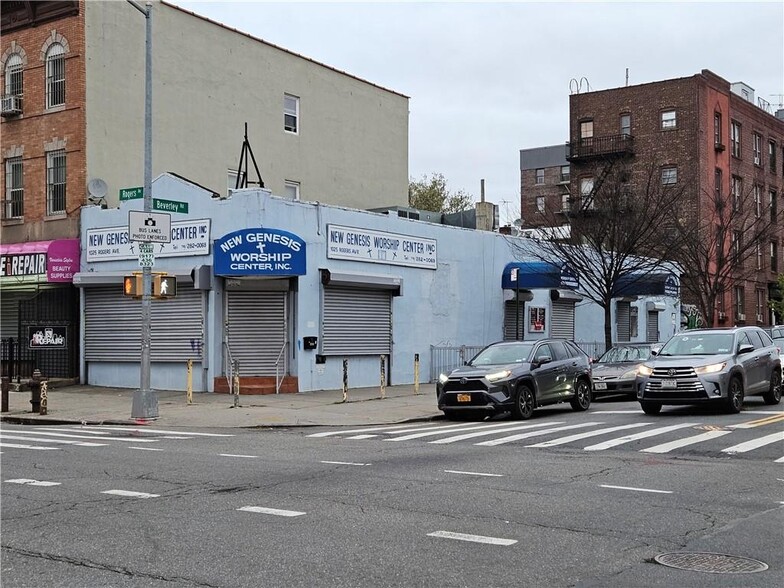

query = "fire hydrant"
[[29, 369, 42, 413]]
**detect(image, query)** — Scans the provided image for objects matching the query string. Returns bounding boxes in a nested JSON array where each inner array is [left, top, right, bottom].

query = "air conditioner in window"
[[0, 95, 22, 117], [737, 313, 746, 321], [756, 314, 764, 323]]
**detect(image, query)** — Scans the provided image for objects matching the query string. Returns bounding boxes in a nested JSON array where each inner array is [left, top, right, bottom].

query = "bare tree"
[[510, 162, 687, 350], [667, 176, 777, 327]]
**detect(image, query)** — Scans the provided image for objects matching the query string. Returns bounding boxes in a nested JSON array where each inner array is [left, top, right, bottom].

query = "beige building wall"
[[84, 0, 408, 209]]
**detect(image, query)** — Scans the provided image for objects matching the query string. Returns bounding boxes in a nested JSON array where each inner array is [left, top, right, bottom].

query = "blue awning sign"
[[615, 272, 679, 297], [214, 228, 306, 276], [502, 261, 579, 290]]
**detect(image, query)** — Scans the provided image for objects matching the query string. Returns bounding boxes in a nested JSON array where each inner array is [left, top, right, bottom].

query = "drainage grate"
[[654, 552, 768, 574]]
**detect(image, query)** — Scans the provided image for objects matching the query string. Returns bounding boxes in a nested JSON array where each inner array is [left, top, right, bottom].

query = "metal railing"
[[274, 342, 288, 394], [566, 134, 634, 161], [429, 344, 484, 383], [223, 339, 236, 391]]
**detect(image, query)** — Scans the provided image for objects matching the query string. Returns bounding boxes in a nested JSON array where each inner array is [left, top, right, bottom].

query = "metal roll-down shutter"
[[322, 286, 391, 355], [226, 290, 286, 375]]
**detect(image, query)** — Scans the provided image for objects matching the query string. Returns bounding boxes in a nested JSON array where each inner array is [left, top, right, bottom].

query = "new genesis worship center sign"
[[214, 228, 306, 277]]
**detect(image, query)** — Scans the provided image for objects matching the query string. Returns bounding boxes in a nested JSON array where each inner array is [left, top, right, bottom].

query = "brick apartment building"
[[521, 69, 784, 328]]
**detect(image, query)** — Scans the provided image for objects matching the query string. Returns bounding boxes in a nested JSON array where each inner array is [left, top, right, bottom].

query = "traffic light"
[[123, 275, 143, 297], [154, 275, 177, 298]]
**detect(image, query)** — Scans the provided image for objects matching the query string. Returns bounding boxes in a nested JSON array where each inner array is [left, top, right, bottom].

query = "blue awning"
[[614, 272, 679, 297], [502, 261, 579, 290]]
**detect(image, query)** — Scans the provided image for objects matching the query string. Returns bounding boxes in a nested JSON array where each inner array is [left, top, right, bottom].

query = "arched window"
[[45, 42, 65, 108], [4, 52, 23, 96]]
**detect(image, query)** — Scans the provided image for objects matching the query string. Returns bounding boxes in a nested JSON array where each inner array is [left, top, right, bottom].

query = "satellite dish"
[[87, 178, 108, 199]]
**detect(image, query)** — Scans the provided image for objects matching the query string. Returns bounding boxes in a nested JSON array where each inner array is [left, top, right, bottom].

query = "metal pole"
[[414, 353, 420, 395], [341, 359, 348, 403], [129, 0, 157, 419], [186, 359, 193, 405], [232, 360, 240, 408], [380, 355, 386, 399]]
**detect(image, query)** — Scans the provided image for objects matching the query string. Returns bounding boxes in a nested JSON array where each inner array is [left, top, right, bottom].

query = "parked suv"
[[635, 327, 782, 415], [436, 339, 593, 420]]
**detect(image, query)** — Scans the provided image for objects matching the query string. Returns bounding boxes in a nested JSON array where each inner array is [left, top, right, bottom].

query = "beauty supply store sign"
[[326, 224, 437, 270]]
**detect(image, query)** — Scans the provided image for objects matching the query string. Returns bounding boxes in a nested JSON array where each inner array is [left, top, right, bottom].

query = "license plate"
[[661, 379, 678, 389], [594, 382, 607, 390], [457, 393, 471, 403]]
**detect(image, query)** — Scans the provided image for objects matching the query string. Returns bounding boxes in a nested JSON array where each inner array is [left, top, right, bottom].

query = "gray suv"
[[636, 326, 782, 415]]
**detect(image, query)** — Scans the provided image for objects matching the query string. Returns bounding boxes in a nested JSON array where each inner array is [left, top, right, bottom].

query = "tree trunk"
[[603, 301, 613, 354]]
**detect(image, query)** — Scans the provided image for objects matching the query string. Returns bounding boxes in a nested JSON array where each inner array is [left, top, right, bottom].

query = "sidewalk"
[[0, 383, 442, 429]]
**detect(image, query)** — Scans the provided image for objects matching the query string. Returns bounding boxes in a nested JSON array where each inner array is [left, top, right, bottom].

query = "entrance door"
[[226, 291, 287, 376]]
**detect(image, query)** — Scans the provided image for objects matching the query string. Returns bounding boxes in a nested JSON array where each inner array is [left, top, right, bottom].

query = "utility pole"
[[127, 0, 157, 419]]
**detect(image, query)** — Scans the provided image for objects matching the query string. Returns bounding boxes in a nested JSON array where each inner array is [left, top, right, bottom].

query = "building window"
[[579, 120, 593, 140], [731, 176, 742, 211], [46, 149, 66, 215], [714, 112, 722, 146], [4, 52, 23, 97], [3, 157, 23, 219], [756, 289, 765, 321], [752, 133, 762, 166], [561, 193, 570, 212], [559, 165, 570, 183], [714, 168, 722, 199], [535, 168, 545, 185], [734, 286, 745, 319], [661, 110, 676, 130], [732, 230, 742, 261], [45, 43, 65, 109], [284, 93, 299, 133], [756, 242, 763, 270], [536, 196, 545, 212], [770, 140, 777, 171], [661, 166, 678, 185], [620, 114, 631, 136], [771, 241, 779, 273], [754, 184, 762, 217], [731, 121, 741, 157], [770, 189, 778, 223], [284, 180, 300, 200]]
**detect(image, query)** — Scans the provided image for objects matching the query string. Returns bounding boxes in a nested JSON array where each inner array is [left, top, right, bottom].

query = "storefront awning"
[[0, 239, 79, 283], [502, 261, 579, 290], [614, 272, 679, 297]]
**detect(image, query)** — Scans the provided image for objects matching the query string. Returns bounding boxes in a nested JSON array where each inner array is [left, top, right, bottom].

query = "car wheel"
[[763, 369, 782, 405], [725, 377, 744, 414], [512, 385, 535, 420], [640, 401, 662, 415], [569, 378, 591, 412]]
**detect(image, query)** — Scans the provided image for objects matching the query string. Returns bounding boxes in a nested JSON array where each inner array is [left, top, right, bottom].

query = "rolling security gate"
[[503, 300, 526, 340], [226, 291, 286, 375], [550, 300, 575, 339], [322, 287, 391, 355], [84, 287, 203, 361], [646, 311, 659, 342], [616, 301, 631, 342]]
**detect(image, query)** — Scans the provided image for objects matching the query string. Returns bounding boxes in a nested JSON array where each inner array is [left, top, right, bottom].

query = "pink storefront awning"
[[0, 239, 80, 282]]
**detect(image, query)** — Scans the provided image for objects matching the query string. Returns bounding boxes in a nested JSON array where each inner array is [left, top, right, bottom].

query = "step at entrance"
[[214, 376, 298, 395]]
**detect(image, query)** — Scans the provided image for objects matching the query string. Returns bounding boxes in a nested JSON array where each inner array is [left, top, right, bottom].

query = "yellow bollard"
[[414, 353, 420, 395], [186, 359, 193, 405]]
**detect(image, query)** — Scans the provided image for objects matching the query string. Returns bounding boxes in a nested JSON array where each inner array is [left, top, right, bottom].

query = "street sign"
[[120, 187, 144, 201], [129, 211, 172, 243], [138, 252, 155, 268], [153, 198, 188, 214]]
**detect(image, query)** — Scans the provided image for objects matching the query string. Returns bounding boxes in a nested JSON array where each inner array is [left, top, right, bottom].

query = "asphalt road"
[[2, 397, 782, 587]]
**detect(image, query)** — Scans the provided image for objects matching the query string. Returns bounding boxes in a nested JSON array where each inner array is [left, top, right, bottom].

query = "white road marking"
[[729, 414, 784, 429], [1, 430, 159, 443], [320, 460, 371, 466], [476, 422, 601, 446], [641, 430, 733, 453], [129, 446, 163, 451], [101, 490, 160, 498], [345, 434, 379, 439], [0, 443, 58, 451], [526, 423, 651, 448], [599, 484, 673, 494], [5, 478, 61, 487], [87, 426, 234, 437], [592, 410, 644, 414], [220, 454, 259, 458], [426, 422, 565, 444], [0, 434, 106, 447], [444, 470, 503, 477], [776, 456, 784, 463], [721, 432, 784, 454], [237, 506, 306, 517], [308, 423, 436, 438], [427, 531, 517, 546], [583, 423, 700, 451]]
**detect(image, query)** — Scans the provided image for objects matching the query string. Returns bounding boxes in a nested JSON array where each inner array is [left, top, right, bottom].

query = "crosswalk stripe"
[[237, 506, 306, 517], [392, 421, 560, 443], [102, 490, 159, 499], [0, 434, 106, 447], [0, 443, 59, 451], [426, 422, 565, 444], [526, 423, 651, 448], [475, 422, 601, 446], [308, 422, 435, 438], [0, 430, 159, 443], [345, 434, 379, 439], [428, 531, 516, 546], [5, 478, 61, 487], [583, 423, 700, 451], [721, 431, 784, 454], [641, 430, 733, 453], [87, 426, 234, 437]]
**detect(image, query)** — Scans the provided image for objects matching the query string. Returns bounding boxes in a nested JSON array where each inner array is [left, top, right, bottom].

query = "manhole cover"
[[654, 552, 768, 574]]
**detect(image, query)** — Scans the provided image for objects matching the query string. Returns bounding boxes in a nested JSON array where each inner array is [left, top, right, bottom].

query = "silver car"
[[635, 327, 782, 415]]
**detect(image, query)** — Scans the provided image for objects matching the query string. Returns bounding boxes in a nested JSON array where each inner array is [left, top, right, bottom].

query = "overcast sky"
[[173, 0, 783, 223]]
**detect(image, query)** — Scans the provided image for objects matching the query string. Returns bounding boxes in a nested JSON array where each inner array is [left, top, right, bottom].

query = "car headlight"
[[694, 362, 726, 375], [486, 369, 512, 382], [638, 365, 653, 376], [438, 373, 449, 384], [621, 369, 638, 379]]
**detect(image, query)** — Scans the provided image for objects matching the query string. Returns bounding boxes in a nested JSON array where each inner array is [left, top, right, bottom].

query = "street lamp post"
[[127, 0, 157, 419]]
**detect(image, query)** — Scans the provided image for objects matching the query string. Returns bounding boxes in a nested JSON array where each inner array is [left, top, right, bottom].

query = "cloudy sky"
[[173, 0, 783, 223]]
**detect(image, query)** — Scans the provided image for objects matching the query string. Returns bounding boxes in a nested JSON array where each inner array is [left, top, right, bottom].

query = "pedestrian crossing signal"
[[154, 275, 177, 298], [123, 275, 143, 297]]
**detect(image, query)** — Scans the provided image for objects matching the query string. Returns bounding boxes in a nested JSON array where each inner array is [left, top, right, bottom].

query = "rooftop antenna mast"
[[235, 122, 264, 189]]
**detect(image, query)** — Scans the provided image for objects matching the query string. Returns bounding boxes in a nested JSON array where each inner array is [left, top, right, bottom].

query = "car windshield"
[[657, 333, 734, 356], [470, 342, 534, 366], [598, 345, 651, 363]]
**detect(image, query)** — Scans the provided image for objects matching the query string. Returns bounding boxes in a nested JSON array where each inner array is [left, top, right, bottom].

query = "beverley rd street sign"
[[153, 198, 189, 214], [129, 211, 172, 243], [120, 187, 144, 201]]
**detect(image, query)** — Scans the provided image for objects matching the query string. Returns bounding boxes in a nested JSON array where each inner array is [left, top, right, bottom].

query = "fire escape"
[[565, 133, 635, 212]]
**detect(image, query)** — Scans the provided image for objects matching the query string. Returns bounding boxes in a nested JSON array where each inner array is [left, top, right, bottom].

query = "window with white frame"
[[536, 196, 545, 212], [714, 168, 721, 199], [620, 114, 631, 136], [284, 93, 299, 133], [561, 193, 570, 212], [756, 289, 765, 320], [756, 242, 763, 270], [284, 180, 300, 200], [754, 185, 762, 217], [559, 165, 570, 183], [752, 133, 762, 166], [535, 168, 544, 185], [4, 157, 23, 218], [731, 176, 742, 211], [771, 189, 778, 223], [45, 43, 65, 108], [46, 149, 66, 215], [579, 120, 593, 139], [4, 52, 23, 97], [734, 286, 745, 319], [713, 112, 722, 146], [772, 241, 779, 273], [770, 140, 777, 171], [661, 166, 678, 185], [732, 230, 742, 261], [580, 177, 595, 209], [731, 121, 741, 157], [661, 110, 676, 130]]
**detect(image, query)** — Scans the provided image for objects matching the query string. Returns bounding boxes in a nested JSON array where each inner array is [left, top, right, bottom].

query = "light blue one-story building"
[[76, 173, 681, 393]]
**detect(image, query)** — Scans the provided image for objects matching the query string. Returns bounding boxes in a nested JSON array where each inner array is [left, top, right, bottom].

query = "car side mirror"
[[737, 343, 755, 355], [534, 356, 552, 367], [650, 345, 661, 356]]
